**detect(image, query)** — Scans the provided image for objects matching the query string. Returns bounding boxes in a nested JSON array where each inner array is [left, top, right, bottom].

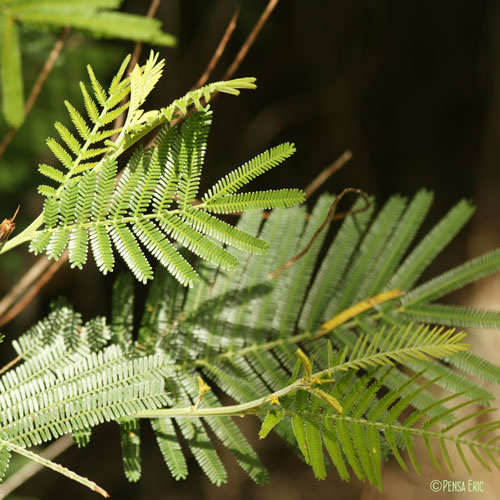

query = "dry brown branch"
[[269, 188, 370, 279], [0, 356, 21, 377], [0, 27, 71, 158], [0, 250, 68, 329], [304, 150, 353, 198], [223, 0, 280, 81], [0, 256, 52, 317], [194, 7, 240, 89]]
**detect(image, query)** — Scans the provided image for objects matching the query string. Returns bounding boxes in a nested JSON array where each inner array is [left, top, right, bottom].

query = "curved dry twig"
[[269, 188, 371, 279]]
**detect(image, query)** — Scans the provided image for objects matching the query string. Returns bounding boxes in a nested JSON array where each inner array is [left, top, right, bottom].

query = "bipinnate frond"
[[6, 188, 500, 491], [0, 53, 271, 259], [133, 324, 490, 489], [0, 1, 175, 127], [0, 344, 170, 448], [0, 304, 172, 447], [138, 192, 500, 412], [0, 300, 174, 494], [5, 186, 500, 490], [32, 106, 303, 284], [36, 52, 260, 199], [264, 373, 500, 486], [127, 191, 500, 486]]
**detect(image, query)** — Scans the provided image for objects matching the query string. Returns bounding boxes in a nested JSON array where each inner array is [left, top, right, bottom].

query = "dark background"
[[1, 1, 500, 498]]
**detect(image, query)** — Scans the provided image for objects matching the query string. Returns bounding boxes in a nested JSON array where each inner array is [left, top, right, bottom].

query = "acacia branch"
[[135, 329, 466, 419], [0, 0, 162, 327]]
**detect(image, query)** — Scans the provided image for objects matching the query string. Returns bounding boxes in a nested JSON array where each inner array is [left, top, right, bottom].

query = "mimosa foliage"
[[28, 53, 304, 285], [2, 44, 500, 497], [2, 194, 500, 491]]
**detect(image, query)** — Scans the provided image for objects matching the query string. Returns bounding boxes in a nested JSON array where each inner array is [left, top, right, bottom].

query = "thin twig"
[[304, 150, 352, 198], [112, 0, 162, 136], [130, 0, 162, 68], [223, 0, 280, 81], [0, 435, 74, 500], [0, 251, 68, 329], [269, 188, 371, 279], [0, 435, 107, 498], [0, 356, 21, 377], [0, 27, 71, 159], [0, 257, 52, 318], [193, 7, 240, 89]]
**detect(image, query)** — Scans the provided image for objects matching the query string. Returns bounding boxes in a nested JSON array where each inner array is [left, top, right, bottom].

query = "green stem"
[[135, 378, 308, 418], [136, 330, 467, 419], [0, 437, 108, 497]]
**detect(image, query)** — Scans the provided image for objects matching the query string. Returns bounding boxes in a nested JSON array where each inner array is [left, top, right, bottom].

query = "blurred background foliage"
[[1, 1, 500, 499]]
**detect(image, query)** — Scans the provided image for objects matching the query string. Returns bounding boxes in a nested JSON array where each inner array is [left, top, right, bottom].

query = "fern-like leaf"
[[33, 105, 303, 284], [276, 374, 500, 485]]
